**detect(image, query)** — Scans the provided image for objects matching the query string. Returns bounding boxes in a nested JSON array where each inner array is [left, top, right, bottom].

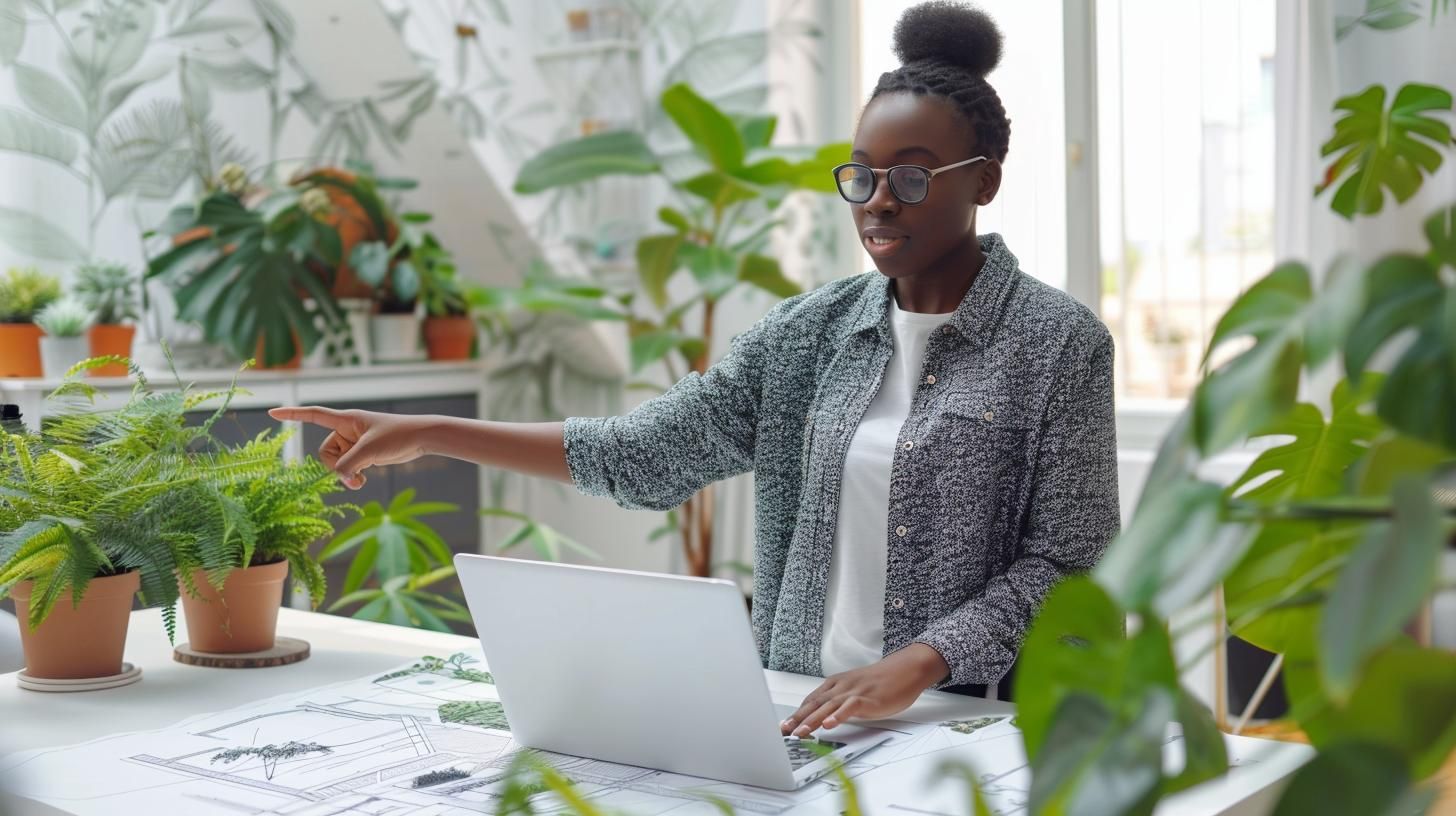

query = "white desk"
[[0, 609, 1304, 815]]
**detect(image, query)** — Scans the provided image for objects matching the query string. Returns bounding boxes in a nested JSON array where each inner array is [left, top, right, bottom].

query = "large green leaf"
[[0, 0, 24, 66], [1345, 254, 1456, 449], [0, 106, 78, 168], [661, 83, 744, 172], [1317, 83, 1452, 218], [513, 130, 659, 194], [1227, 377, 1384, 504], [680, 244, 739, 300], [738, 254, 800, 299], [732, 113, 776, 152], [1014, 577, 1127, 759], [629, 330, 704, 373], [1424, 205, 1456, 272], [13, 63, 86, 132], [1224, 520, 1363, 659], [1094, 480, 1247, 617], [681, 171, 760, 209], [1194, 263, 1311, 454], [1271, 741, 1433, 816], [636, 233, 683, 309], [1288, 645, 1456, 779], [0, 205, 85, 261], [1029, 690, 1169, 816], [1319, 477, 1443, 700]]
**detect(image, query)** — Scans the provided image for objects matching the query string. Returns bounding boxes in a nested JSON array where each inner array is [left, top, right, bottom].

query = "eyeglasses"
[[830, 156, 988, 205]]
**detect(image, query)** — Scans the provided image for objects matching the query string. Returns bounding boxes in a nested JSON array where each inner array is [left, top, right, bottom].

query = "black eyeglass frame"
[[830, 155, 989, 205]]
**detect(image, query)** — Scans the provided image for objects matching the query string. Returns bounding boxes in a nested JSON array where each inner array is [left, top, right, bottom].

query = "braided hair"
[[869, 1, 1011, 163]]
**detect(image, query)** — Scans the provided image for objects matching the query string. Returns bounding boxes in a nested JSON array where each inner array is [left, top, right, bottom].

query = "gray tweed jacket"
[[563, 234, 1120, 686]]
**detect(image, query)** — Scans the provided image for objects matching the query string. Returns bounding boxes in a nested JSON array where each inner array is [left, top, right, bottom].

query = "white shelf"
[[1, 360, 489, 429]]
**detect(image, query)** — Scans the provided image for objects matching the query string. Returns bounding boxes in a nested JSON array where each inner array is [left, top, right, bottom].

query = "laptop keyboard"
[[783, 737, 846, 771]]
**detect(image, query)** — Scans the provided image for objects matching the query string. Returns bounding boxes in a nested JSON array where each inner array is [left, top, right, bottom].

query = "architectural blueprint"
[[0, 651, 1312, 815]]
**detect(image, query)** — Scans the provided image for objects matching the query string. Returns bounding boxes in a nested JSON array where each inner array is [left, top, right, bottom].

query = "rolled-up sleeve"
[[912, 329, 1120, 687], [563, 296, 800, 512]]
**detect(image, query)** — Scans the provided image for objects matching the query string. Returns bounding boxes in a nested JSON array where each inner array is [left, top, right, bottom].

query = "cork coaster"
[[173, 637, 310, 668]]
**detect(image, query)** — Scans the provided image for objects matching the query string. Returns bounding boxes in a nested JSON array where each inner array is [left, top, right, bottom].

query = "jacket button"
[[902, 440, 914, 451], [925, 374, 937, 385], [892, 598, 906, 609], [983, 411, 994, 421], [895, 525, 908, 537]]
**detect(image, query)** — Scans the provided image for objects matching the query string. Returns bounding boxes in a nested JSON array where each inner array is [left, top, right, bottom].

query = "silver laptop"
[[455, 554, 890, 791]]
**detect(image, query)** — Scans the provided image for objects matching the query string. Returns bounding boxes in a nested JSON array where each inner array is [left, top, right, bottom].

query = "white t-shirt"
[[820, 297, 950, 676]]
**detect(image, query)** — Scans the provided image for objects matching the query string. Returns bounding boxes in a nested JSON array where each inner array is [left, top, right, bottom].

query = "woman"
[[273, 1, 1118, 739]]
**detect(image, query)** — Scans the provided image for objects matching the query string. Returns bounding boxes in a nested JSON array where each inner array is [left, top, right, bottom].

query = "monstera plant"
[[146, 166, 350, 368], [500, 82, 848, 578]]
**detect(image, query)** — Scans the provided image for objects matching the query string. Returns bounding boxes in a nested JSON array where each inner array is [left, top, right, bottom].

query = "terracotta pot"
[[294, 167, 398, 300], [179, 560, 289, 654], [10, 571, 140, 679], [254, 332, 302, 370], [424, 315, 476, 361], [0, 323, 44, 377], [87, 324, 136, 376]]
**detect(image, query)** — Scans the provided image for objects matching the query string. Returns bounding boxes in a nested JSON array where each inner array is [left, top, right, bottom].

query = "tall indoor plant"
[[1001, 34, 1456, 816], [505, 82, 847, 577], [0, 268, 61, 378]]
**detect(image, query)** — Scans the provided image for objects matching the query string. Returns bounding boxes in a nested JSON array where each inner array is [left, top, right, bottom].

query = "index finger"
[[269, 405, 349, 431]]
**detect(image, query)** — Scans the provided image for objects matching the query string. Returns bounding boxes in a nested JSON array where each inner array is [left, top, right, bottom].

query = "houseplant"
[[176, 430, 348, 653], [73, 262, 141, 377], [507, 82, 847, 577], [146, 164, 351, 369], [0, 268, 61, 378], [321, 489, 463, 630], [413, 224, 476, 361], [34, 297, 94, 379]]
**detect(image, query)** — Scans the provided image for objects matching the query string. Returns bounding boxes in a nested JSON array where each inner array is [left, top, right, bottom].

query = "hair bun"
[[892, 1, 1003, 77]]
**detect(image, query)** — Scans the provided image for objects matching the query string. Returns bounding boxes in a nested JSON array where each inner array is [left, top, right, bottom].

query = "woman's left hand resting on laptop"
[[780, 643, 948, 737]]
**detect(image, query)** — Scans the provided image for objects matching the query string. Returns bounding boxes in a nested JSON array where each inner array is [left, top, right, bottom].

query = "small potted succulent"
[[176, 430, 347, 653], [0, 267, 61, 378], [73, 262, 141, 377], [34, 297, 95, 379]]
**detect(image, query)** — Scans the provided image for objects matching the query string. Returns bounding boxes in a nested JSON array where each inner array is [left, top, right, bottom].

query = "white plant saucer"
[[16, 662, 142, 693]]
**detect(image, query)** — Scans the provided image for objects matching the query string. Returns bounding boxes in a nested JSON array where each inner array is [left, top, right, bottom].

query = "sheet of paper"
[[0, 652, 1311, 815]]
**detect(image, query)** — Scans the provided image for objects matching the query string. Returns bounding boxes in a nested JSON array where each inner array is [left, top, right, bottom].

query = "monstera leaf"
[[1316, 83, 1453, 218]]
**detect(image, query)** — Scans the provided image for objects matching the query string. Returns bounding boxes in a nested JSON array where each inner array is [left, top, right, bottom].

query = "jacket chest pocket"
[[924, 405, 1033, 577]]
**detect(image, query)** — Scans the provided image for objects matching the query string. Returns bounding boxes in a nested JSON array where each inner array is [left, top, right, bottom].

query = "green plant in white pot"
[[34, 298, 95, 380]]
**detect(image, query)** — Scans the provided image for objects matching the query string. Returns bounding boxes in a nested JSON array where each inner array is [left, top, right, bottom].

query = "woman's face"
[[849, 92, 1001, 280]]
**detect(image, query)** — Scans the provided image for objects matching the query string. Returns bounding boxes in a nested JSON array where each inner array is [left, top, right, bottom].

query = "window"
[[855, 0, 1277, 402], [1097, 0, 1276, 399]]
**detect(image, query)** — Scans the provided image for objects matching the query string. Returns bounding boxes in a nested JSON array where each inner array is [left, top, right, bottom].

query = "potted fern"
[[73, 262, 141, 377], [34, 297, 94, 379], [0, 423, 151, 680], [0, 267, 61, 378], [175, 430, 348, 654]]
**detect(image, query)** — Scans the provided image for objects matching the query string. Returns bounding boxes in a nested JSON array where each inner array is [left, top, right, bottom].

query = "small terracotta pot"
[[424, 315, 476, 361], [179, 560, 288, 653], [0, 323, 44, 377], [10, 571, 140, 679], [87, 324, 136, 376]]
